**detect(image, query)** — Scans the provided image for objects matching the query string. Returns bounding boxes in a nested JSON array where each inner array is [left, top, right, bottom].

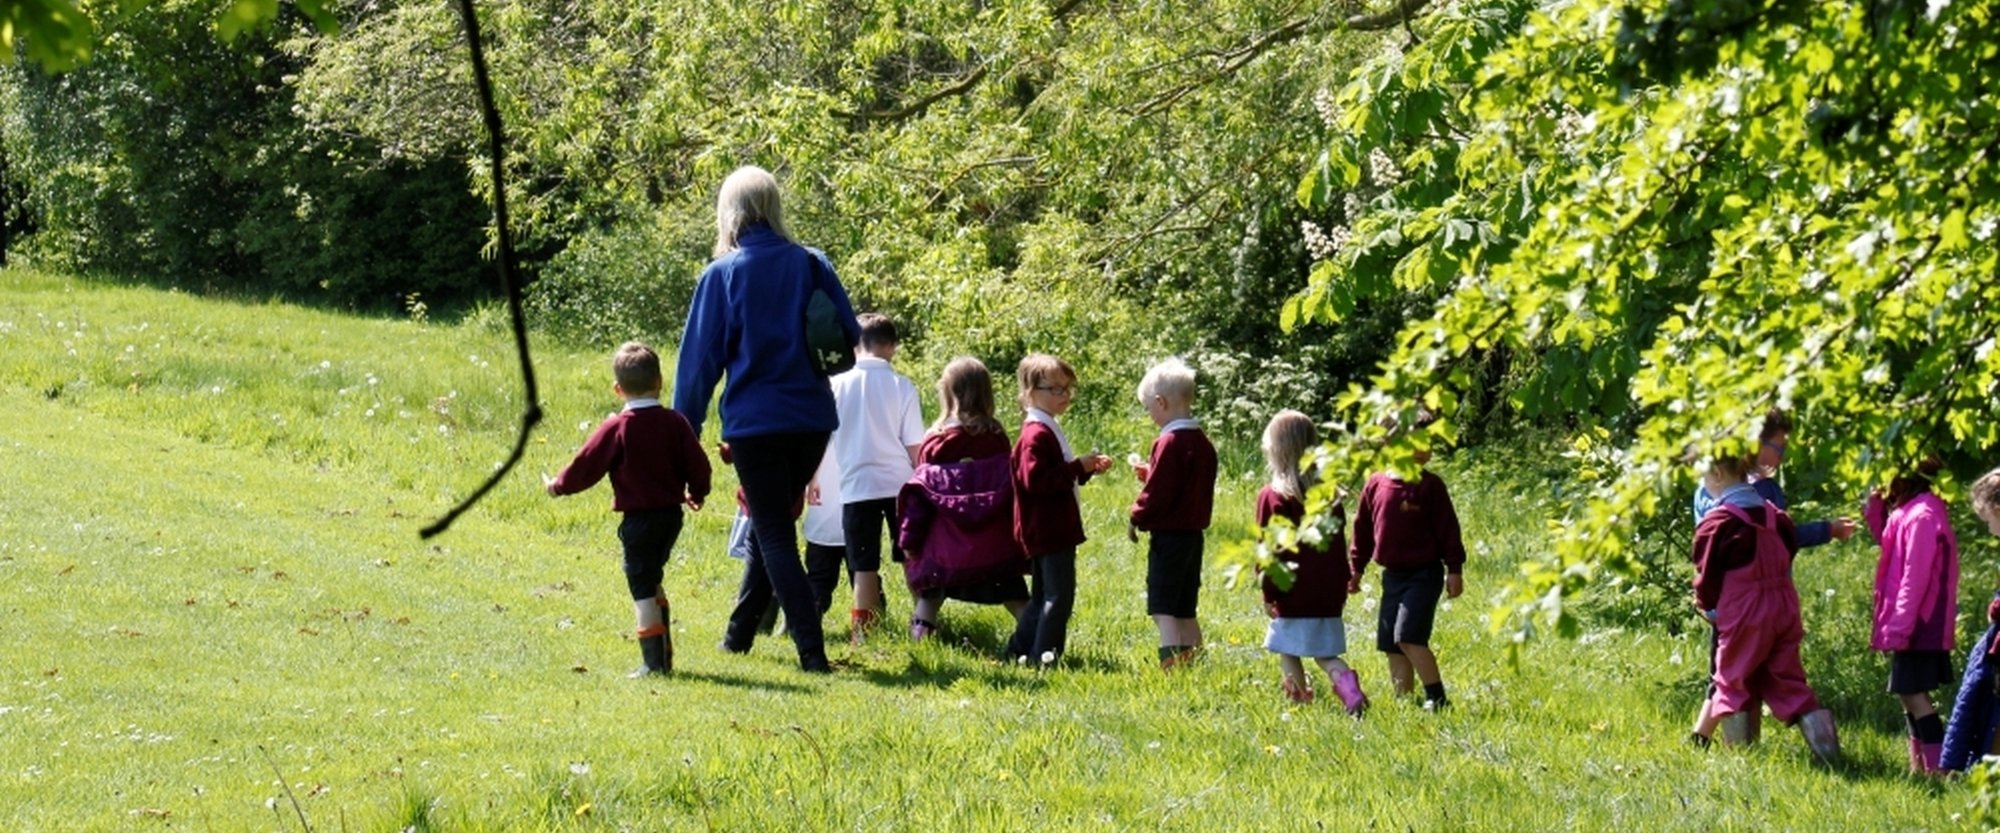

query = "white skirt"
[[1264, 617, 1347, 659]]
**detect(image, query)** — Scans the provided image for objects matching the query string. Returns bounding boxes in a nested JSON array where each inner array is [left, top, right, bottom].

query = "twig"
[[423, 0, 544, 539], [833, 65, 990, 124], [1347, 0, 1433, 31], [256, 745, 313, 833]]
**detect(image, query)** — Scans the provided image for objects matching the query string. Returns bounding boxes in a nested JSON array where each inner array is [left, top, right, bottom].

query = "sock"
[[1916, 713, 1945, 744], [1905, 712, 1920, 738], [1159, 646, 1178, 663], [634, 597, 664, 632], [1423, 681, 1448, 702], [1688, 732, 1712, 749]]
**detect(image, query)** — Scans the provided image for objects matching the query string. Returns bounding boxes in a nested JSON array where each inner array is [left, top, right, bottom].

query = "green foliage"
[[1286, 0, 2000, 642], [0, 0, 336, 71], [0, 1, 490, 309], [525, 209, 706, 348], [290, 0, 1389, 414]]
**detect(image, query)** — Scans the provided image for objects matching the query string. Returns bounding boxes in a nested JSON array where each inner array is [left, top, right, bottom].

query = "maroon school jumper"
[[1130, 426, 1218, 532], [549, 405, 712, 511], [1256, 487, 1349, 619], [920, 425, 1011, 465], [1348, 470, 1466, 580], [1012, 419, 1093, 556]]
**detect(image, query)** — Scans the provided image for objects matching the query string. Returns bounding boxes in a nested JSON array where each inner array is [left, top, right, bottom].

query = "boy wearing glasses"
[[1005, 354, 1113, 666], [1127, 357, 1218, 669]]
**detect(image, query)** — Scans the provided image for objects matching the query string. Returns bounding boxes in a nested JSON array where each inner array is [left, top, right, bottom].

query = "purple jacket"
[[898, 455, 1027, 591], [1866, 491, 1959, 652]]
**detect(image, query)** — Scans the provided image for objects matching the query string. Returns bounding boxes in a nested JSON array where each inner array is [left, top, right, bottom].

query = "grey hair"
[[713, 165, 791, 257]]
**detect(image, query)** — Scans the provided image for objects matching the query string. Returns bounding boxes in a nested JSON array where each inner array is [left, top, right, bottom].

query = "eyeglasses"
[[1034, 385, 1075, 398]]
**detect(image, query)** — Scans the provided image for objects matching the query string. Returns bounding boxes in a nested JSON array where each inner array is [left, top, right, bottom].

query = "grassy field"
[[2, 268, 1991, 831]]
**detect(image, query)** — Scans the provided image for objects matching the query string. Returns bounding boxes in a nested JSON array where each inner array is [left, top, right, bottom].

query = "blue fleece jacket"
[[672, 225, 860, 440], [1692, 477, 1832, 548]]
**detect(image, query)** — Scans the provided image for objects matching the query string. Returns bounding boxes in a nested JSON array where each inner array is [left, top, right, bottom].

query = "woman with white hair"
[[674, 165, 860, 673]]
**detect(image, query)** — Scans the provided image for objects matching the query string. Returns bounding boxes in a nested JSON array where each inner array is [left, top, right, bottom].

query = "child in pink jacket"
[[1864, 458, 1960, 774]]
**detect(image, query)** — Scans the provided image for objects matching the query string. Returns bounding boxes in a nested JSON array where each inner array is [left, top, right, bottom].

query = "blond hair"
[[613, 341, 662, 395], [934, 357, 1003, 435], [1972, 467, 2000, 518], [1015, 353, 1076, 410], [713, 165, 791, 257], [1136, 356, 1196, 408], [1262, 409, 1318, 500]]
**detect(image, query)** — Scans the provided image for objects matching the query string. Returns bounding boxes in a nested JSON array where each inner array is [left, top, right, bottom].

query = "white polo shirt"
[[828, 356, 926, 502], [802, 447, 845, 546]]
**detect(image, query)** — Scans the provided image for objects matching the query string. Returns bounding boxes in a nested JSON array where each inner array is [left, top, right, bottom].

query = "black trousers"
[[726, 431, 831, 668], [1006, 550, 1077, 662]]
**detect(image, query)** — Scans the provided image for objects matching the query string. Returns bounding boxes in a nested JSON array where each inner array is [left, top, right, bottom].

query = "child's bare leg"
[[1151, 614, 1178, 647], [1315, 656, 1352, 676], [1689, 699, 1712, 737], [1179, 618, 1203, 651], [1692, 699, 1723, 742], [1398, 643, 1442, 685], [1386, 653, 1416, 695], [1279, 654, 1312, 702], [854, 571, 884, 614], [1899, 692, 1938, 719]]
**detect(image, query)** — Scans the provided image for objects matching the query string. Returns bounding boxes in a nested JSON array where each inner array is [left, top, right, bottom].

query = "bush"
[[527, 213, 708, 349]]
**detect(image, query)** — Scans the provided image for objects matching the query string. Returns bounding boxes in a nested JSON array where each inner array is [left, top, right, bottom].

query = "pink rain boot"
[[1915, 740, 1945, 774], [1332, 669, 1369, 716]]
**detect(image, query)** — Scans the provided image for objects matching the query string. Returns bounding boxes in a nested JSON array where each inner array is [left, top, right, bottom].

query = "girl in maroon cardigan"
[[1256, 410, 1367, 714], [1004, 354, 1112, 665]]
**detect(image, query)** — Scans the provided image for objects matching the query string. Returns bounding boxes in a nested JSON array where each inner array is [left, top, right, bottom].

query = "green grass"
[[0, 268, 1987, 831]]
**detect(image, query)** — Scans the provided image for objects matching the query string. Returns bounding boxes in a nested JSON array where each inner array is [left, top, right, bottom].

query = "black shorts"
[[1145, 530, 1204, 618], [617, 508, 684, 600], [1888, 650, 1955, 695], [842, 497, 901, 573], [1376, 562, 1446, 653]]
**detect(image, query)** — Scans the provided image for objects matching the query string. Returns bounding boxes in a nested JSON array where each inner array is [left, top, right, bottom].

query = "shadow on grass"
[[666, 668, 817, 695]]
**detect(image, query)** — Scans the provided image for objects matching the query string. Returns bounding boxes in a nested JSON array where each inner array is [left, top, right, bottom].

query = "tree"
[[1287, 0, 2000, 643], [288, 0, 1415, 436], [2, 0, 333, 71]]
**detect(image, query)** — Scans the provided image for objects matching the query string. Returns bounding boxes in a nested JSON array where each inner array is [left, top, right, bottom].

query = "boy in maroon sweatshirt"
[[547, 342, 712, 677], [1349, 435, 1466, 710], [1128, 357, 1218, 669]]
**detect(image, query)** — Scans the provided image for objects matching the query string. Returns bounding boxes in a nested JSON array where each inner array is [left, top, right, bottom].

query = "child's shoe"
[[1798, 709, 1840, 760], [1915, 741, 1945, 774], [849, 607, 880, 645], [1332, 669, 1369, 716], [630, 628, 669, 678], [910, 617, 938, 641], [1281, 676, 1314, 704]]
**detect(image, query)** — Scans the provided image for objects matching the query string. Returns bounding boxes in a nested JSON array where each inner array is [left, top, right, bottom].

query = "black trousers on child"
[[727, 540, 843, 643], [1006, 550, 1077, 663]]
